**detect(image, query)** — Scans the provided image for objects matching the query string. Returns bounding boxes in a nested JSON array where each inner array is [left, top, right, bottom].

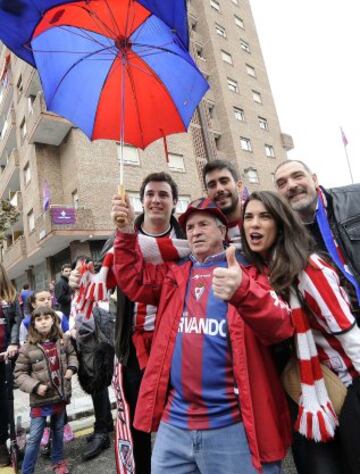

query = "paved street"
[[3, 378, 297, 473]]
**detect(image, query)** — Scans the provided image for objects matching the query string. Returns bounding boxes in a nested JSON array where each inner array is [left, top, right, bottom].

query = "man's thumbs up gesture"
[[212, 246, 242, 301]]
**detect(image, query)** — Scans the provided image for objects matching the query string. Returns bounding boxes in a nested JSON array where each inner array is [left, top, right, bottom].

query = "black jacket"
[[55, 275, 72, 317], [325, 184, 360, 283], [102, 214, 185, 365], [1, 299, 22, 349]]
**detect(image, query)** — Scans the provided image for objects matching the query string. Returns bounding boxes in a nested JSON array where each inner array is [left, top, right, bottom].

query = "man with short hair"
[[111, 196, 294, 474], [71, 172, 184, 469], [55, 264, 72, 318], [274, 159, 360, 318], [202, 159, 243, 247]]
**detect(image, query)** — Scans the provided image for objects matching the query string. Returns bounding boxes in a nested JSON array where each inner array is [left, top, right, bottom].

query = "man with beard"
[[202, 160, 243, 248], [274, 159, 360, 320]]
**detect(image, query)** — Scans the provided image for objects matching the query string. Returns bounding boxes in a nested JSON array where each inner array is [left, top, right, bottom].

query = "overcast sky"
[[250, 0, 359, 188]]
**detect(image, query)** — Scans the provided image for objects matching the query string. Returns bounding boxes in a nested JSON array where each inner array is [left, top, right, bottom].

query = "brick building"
[[0, 0, 292, 288]]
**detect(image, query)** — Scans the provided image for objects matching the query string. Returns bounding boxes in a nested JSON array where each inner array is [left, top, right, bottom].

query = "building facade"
[[0, 0, 292, 289]]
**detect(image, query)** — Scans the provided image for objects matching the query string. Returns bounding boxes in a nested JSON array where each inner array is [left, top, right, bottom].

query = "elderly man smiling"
[[111, 195, 294, 474]]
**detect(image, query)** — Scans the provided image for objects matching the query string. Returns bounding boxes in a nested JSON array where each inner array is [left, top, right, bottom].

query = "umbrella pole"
[[117, 142, 125, 200], [118, 54, 127, 201]]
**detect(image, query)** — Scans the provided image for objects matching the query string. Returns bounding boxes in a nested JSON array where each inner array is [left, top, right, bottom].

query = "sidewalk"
[[13, 376, 115, 431]]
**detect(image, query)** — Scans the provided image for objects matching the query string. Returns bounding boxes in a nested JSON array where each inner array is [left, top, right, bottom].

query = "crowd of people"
[[0, 160, 359, 474]]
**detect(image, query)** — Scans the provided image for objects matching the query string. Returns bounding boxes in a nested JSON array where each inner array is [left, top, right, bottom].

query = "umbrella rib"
[[55, 24, 114, 50], [126, 62, 146, 149], [132, 42, 196, 68], [45, 45, 115, 105], [103, 0, 122, 37], [76, 5, 119, 41]]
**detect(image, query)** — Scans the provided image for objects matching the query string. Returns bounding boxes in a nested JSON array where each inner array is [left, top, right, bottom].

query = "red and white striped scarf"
[[291, 264, 339, 442], [113, 357, 135, 474], [74, 233, 190, 319]]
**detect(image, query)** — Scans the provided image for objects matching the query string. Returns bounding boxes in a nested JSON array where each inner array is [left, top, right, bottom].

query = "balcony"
[[27, 93, 72, 146], [281, 133, 294, 151], [23, 68, 41, 98], [0, 83, 13, 121], [0, 149, 20, 199], [2, 235, 26, 270], [0, 108, 16, 164], [10, 191, 23, 212], [38, 206, 95, 242]]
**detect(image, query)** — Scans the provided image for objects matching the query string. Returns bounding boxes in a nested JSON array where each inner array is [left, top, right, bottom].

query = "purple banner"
[[51, 207, 76, 225]]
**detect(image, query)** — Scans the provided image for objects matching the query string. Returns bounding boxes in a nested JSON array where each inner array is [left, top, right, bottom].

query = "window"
[[16, 75, 23, 94], [176, 196, 191, 214], [195, 45, 206, 61], [20, 117, 27, 140], [168, 153, 185, 172], [221, 50, 233, 65], [258, 116, 268, 130], [246, 64, 256, 77], [28, 209, 35, 232], [214, 135, 221, 150], [72, 189, 79, 209], [240, 136, 252, 152], [208, 102, 215, 119], [117, 144, 140, 165], [234, 15, 244, 28], [265, 144, 275, 158], [240, 39, 250, 53], [233, 107, 245, 121], [210, 0, 220, 11], [252, 90, 262, 104], [27, 95, 36, 114], [24, 162, 31, 185], [215, 23, 227, 38], [244, 168, 259, 184], [128, 192, 143, 214], [227, 77, 239, 93]]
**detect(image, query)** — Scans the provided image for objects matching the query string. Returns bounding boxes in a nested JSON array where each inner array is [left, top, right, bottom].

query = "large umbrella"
[[0, 0, 209, 188]]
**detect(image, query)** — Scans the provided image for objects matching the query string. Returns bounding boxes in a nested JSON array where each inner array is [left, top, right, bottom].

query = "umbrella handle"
[[116, 184, 126, 225]]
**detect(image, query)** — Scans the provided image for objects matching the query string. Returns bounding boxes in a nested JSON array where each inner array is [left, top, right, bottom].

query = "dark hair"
[[29, 288, 51, 310], [61, 263, 72, 272], [22, 283, 30, 290], [139, 172, 178, 203], [202, 159, 239, 187], [241, 191, 314, 298], [28, 306, 62, 344], [274, 159, 313, 175]]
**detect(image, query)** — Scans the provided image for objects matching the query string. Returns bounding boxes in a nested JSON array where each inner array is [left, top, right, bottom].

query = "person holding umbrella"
[[0, 262, 22, 467]]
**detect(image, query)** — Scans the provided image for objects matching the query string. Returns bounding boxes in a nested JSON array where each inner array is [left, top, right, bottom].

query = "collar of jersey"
[[190, 251, 226, 266]]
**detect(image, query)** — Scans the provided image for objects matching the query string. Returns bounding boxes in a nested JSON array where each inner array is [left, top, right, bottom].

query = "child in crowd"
[[15, 306, 78, 474], [19, 289, 75, 450]]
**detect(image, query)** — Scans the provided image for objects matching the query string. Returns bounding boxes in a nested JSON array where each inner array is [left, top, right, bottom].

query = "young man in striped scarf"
[[70, 172, 188, 474]]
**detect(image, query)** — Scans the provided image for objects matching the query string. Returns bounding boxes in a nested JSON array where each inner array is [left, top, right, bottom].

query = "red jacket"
[[114, 232, 294, 472]]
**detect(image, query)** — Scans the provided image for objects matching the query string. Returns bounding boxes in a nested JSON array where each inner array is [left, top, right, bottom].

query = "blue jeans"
[[22, 409, 65, 474], [152, 422, 282, 474]]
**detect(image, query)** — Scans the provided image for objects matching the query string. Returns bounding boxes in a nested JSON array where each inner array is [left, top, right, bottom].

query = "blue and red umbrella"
[[0, 0, 208, 183]]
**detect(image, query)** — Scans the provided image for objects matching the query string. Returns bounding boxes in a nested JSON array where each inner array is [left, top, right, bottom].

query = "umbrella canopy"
[[0, 0, 208, 149]]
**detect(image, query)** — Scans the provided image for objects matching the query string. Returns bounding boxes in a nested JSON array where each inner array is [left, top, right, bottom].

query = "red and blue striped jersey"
[[162, 254, 241, 430]]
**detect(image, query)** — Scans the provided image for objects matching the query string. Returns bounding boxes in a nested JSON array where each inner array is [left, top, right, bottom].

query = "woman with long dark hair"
[[241, 191, 360, 474], [0, 263, 22, 467]]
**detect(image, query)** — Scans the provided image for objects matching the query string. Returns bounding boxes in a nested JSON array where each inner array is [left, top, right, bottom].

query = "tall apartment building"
[[0, 0, 292, 289]]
